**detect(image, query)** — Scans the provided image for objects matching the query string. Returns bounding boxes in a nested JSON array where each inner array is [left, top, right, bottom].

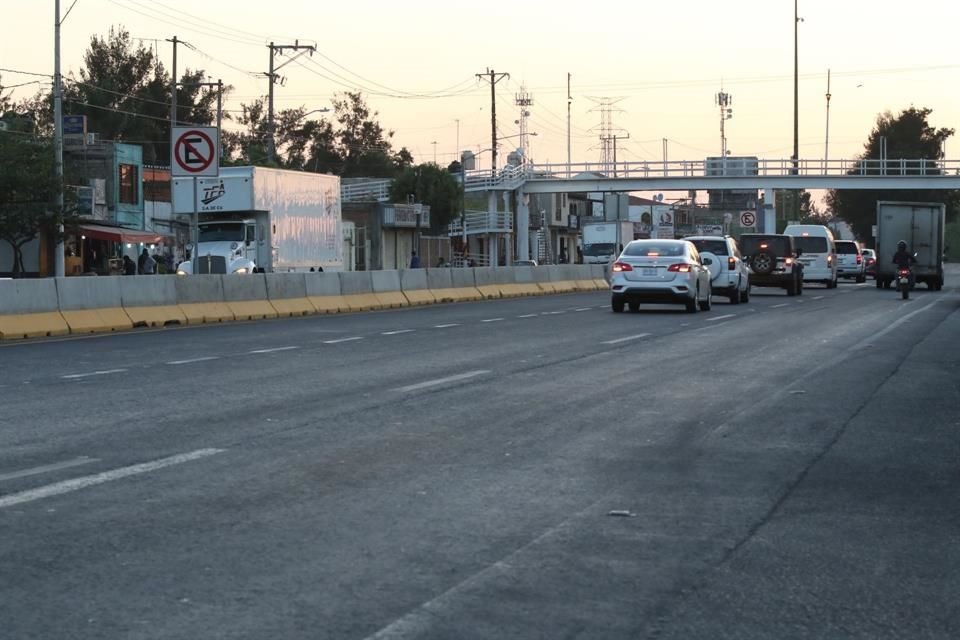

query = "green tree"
[[62, 27, 225, 163], [0, 133, 77, 275], [827, 107, 958, 241], [389, 163, 462, 232]]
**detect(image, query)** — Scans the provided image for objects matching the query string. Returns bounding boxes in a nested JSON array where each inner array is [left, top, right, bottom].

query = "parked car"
[[610, 239, 712, 313], [740, 233, 804, 296], [861, 248, 878, 279], [685, 235, 750, 304], [835, 240, 866, 283]]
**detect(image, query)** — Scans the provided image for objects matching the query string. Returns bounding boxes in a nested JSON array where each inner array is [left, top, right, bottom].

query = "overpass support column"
[[762, 188, 776, 233], [516, 188, 529, 262]]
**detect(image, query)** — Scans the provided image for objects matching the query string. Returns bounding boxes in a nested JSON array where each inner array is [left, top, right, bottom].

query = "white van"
[[783, 224, 838, 288]]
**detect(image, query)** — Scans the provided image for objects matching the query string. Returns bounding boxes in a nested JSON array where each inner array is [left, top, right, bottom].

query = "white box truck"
[[174, 166, 342, 274], [875, 201, 945, 290], [581, 221, 636, 264]]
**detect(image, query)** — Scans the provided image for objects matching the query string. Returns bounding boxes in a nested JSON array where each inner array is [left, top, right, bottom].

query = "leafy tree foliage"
[[389, 163, 462, 232], [827, 107, 958, 241]]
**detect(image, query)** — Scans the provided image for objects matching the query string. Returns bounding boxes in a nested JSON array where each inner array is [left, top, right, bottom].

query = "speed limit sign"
[[740, 211, 757, 227]]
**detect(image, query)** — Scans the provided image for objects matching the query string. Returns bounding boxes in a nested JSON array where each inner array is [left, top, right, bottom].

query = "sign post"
[[172, 127, 219, 271]]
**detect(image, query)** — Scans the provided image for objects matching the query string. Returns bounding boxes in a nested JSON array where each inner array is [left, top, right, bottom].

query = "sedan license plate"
[[642, 267, 657, 276]]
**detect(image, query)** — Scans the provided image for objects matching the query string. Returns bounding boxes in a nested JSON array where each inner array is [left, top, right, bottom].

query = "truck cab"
[[177, 218, 260, 275]]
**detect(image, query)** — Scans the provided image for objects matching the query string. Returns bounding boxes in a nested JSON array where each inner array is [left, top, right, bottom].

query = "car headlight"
[[176, 269, 188, 276], [233, 267, 249, 275]]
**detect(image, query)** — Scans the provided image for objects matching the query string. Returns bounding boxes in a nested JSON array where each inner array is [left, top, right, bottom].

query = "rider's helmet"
[[897, 240, 907, 251]]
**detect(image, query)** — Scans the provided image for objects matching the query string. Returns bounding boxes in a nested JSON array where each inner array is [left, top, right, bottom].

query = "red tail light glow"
[[728, 257, 737, 270], [612, 261, 633, 272], [667, 263, 692, 273], [856, 255, 862, 264]]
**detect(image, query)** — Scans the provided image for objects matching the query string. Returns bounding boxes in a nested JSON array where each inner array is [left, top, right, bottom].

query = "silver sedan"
[[610, 239, 713, 313]]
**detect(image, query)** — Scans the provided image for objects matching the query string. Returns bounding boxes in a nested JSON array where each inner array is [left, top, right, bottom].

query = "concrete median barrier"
[[501, 266, 541, 298], [305, 273, 347, 313], [426, 268, 479, 303], [266, 273, 315, 317], [56, 277, 133, 334], [120, 276, 186, 327], [0, 279, 69, 340], [448, 267, 483, 301], [174, 275, 234, 324], [221, 274, 278, 321], [339, 271, 381, 312], [371, 270, 407, 309], [400, 269, 435, 305], [473, 267, 504, 299], [589, 264, 610, 289]]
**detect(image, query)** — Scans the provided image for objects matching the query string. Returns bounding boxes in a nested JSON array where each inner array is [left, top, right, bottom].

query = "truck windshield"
[[199, 223, 244, 242], [583, 242, 616, 256]]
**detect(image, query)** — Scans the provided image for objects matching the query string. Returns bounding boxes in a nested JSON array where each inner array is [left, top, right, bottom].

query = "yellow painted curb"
[[270, 297, 316, 317], [125, 305, 187, 327], [0, 312, 70, 340], [178, 302, 235, 325], [374, 292, 409, 309], [341, 293, 383, 312], [476, 285, 503, 299], [225, 301, 279, 321], [403, 290, 436, 305], [308, 295, 348, 314], [61, 308, 133, 334]]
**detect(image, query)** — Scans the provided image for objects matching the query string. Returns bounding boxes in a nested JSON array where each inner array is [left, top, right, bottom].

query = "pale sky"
[[5, 0, 960, 174]]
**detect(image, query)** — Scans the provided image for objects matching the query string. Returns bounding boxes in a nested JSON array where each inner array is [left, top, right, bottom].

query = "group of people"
[[122, 248, 160, 275]]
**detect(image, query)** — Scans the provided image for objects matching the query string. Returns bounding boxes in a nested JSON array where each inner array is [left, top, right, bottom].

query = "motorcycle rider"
[[892, 240, 917, 288]]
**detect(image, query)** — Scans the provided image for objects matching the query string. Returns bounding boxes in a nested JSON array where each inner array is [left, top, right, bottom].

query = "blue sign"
[[63, 115, 87, 135]]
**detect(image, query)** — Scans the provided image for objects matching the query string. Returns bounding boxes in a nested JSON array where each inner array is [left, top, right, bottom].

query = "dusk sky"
[[6, 0, 960, 172]]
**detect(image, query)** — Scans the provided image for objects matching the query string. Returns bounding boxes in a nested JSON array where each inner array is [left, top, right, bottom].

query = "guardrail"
[[448, 210, 513, 236], [0, 266, 609, 340], [341, 179, 392, 202]]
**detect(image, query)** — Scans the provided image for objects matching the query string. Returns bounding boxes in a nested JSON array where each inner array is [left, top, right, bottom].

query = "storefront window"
[[119, 164, 138, 204]]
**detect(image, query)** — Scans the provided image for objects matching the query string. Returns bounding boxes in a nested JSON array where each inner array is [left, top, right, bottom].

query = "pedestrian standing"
[[410, 250, 421, 269]]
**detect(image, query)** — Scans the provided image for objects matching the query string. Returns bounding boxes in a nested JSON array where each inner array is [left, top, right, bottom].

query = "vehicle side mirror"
[[795, 249, 803, 257]]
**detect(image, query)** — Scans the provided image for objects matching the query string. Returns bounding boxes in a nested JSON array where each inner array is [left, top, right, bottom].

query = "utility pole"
[[824, 69, 832, 170], [180, 80, 225, 156], [266, 41, 317, 164], [167, 36, 180, 127], [431, 141, 438, 164], [793, 0, 802, 175], [663, 138, 669, 176], [476, 68, 509, 175], [602, 133, 629, 177], [567, 73, 572, 176], [53, 0, 65, 277]]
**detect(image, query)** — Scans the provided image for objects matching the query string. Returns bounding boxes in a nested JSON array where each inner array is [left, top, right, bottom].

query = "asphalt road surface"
[[1, 269, 958, 639]]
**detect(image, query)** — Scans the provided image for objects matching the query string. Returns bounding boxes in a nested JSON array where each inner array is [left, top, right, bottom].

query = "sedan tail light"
[[667, 263, 692, 273], [612, 261, 633, 272], [728, 257, 737, 270], [856, 255, 863, 264]]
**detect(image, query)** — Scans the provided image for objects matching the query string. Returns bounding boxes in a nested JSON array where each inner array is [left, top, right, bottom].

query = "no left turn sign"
[[740, 211, 757, 227], [172, 126, 219, 177]]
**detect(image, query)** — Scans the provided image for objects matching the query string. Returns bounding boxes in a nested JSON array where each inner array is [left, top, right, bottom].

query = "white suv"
[[685, 236, 751, 304]]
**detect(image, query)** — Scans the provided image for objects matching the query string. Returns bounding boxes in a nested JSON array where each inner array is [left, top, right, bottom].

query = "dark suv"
[[740, 234, 804, 296]]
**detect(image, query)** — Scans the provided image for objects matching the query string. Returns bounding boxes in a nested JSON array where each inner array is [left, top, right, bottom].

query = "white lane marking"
[[518, 314, 538, 318], [434, 323, 461, 329], [61, 368, 127, 380], [323, 337, 364, 344], [166, 356, 220, 366], [602, 333, 651, 345], [541, 311, 566, 315], [480, 318, 504, 323], [249, 346, 299, 354], [0, 449, 224, 510], [706, 314, 736, 322], [0, 457, 98, 483], [849, 298, 942, 351], [363, 498, 602, 640], [575, 308, 592, 312], [812, 295, 825, 300], [382, 329, 415, 335], [393, 370, 491, 393], [771, 303, 790, 309]]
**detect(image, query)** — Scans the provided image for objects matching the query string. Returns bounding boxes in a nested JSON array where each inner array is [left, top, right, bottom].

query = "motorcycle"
[[896, 267, 912, 299]]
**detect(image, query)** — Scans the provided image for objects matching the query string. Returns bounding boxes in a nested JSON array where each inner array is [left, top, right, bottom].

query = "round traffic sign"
[[174, 129, 216, 175], [740, 211, 757, 227]]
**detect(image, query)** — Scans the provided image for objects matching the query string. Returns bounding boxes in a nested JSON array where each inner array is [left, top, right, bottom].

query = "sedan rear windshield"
[[835, 242, 859, 254], [794, 236, 829, 253], [688, 239, 728, 256], [623, 242, 686, 257], [740, 236, 791, 256]]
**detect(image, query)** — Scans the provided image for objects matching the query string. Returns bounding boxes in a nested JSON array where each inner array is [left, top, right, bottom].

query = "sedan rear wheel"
[[686, 289, 700, 313], [611, 296, 625, 313], [699, 291, 712, 311]]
